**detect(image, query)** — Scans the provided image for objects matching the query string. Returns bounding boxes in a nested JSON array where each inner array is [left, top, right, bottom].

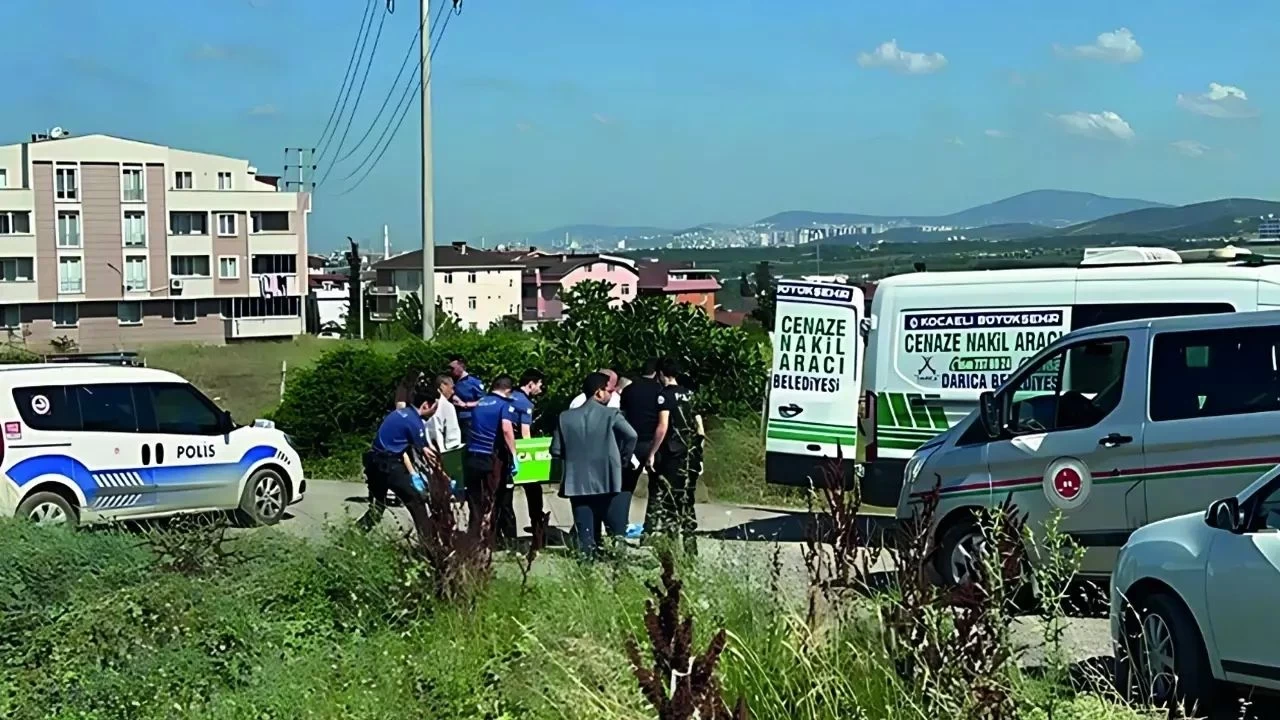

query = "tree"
[[738, 272, 754, 298], [748, 261, 776, 330], [342, 237, 363, 338]]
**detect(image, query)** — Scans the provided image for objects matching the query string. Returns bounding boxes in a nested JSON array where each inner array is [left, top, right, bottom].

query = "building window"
[[55, 166, 78, 201], [467, 297, 477, 310], [443, 297, 453, 309], [250, 211, 289, 233], [217, 172, 233, 190], [0, 306, 19, 329], [57, 211, 81, 248], [121, 166, 145, 202], [117, 301, 142, 325], [218, 256, 240, 280], [123, 210, 147, 247], [621, 284, 631, 295], [216, 213, 237, 237], [509, 277, 514, 287], [169, 212, 208, 235], [173, 300, 197, 324], [0, 169, 7, 188], [229, 296, 301, 318], [53, 303, 78, 328], [469, 322, 478, 330], [0, 257, 33, 282], [219, 299, 233, 319], [174, 171, 193, 190], [0, 211, 31, 235], [467, 272, 477, 283], [250, 254, 297, 274], [170, 255, 211, 277], [509, 304, 515, 314], [124, 255, 148, 292], [443, 272, 453, 284], [57, 256, 83, 294]]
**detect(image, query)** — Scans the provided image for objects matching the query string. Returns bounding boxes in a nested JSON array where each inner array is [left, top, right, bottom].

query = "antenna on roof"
[[49, 127, 68, 139]]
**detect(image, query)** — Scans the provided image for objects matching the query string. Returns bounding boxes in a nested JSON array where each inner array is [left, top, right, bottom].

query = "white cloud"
[[984, 129, 1007, 139], [515, 121, 534, 133], [1171, 140, 1209, 157], [857, 40, 948, 75], [945, 136, 965, 146], [1055, 28, 1143, 63], [1050, 111, 1135, 141], [1177, 83, 1258, 119], [247, 104, 278, 116], [591, 113, 614, 125]]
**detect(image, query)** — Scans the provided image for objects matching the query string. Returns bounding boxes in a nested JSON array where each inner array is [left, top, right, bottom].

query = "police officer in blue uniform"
[[463, 374, 520, 545], [448, 354, 486, 443], [359, 384, 440, 539], [512, 369, 545, 532]]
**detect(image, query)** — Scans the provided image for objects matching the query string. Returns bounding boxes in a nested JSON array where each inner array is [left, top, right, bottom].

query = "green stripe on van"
[[888, 393, 914, 429], [766, 429, 854, 445]]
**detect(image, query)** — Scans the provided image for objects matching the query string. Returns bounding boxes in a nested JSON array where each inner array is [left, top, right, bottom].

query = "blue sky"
[[3, 0, 1275, 250]]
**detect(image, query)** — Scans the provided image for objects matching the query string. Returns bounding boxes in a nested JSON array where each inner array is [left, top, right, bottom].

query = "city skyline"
[[4, 0, 1275, 250]]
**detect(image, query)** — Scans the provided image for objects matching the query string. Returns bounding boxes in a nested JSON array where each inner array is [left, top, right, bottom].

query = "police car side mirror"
[[977, 391, 1002, 439], [1206, 497, 1242, 533]]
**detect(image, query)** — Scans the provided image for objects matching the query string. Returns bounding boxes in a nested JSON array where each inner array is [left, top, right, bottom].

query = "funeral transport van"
[[764, 280, 865, 488], [896, 308, 1280, 583], [845, 246, 1280, 508]]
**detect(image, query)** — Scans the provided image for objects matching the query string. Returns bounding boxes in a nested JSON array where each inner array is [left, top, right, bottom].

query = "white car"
[[1111, 463, 1280, 712], [0, 363, 305, 528]]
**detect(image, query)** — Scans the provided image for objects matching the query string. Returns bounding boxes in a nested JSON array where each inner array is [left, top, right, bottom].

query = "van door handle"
[[1098, 433, 1133, 448]]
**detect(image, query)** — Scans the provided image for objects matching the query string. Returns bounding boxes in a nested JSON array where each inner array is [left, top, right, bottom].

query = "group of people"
[[360, 354, 706, 557]]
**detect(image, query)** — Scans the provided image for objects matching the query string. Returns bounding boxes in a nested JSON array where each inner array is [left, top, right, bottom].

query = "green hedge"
[[272, 282, 768, 461]]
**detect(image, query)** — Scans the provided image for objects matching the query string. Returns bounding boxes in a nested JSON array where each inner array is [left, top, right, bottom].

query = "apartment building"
[[0, 133, 309, 352], [370, 243, 522, 330]]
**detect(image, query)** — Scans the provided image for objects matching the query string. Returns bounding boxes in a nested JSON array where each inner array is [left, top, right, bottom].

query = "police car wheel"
[[16, 492, 78, 529], [935, 519, 984, 586], [237, 469, 287, 526]]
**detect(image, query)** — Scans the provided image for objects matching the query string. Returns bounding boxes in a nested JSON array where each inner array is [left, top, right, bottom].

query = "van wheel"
[[935, 518, 984, 586], [16, 492, 79, 529], [1116, 592, 1215, 714], [236, 469, 288, 526]]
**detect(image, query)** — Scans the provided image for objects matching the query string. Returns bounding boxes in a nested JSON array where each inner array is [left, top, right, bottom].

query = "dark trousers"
[[570, 493, 628, 557], [463, 452, 516, 544], [523, 483, 545, 530], [645, 444, 703, 551], [359, 450, 431, 540]]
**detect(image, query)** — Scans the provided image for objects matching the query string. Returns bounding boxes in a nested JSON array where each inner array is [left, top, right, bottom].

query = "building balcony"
[[224, 315, 303, 339]]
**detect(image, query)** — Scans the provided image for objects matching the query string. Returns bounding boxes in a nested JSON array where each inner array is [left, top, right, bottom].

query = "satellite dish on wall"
[[49, 127, 67, 138]]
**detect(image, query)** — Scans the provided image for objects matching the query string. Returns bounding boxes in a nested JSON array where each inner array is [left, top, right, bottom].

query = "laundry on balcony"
[[259, 273, 289, 297]]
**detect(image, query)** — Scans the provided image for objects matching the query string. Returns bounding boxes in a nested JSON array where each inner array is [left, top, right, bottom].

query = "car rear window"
[[12, 386, 82, 431]]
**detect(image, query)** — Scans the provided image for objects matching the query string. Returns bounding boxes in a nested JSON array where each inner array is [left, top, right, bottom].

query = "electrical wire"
[[331, 0, 447, 168], [317, 0, 390, 186], [336, 1, 459, 196], [317, 0, 380, 163], [313, 0, 376, 155]]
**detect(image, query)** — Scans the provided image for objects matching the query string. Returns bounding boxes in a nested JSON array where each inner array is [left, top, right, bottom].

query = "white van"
[[764, 280, 865, 488], [857, 248, 1280, 508], [896, 308, 1280, 583], [0, 363, 305, 528]]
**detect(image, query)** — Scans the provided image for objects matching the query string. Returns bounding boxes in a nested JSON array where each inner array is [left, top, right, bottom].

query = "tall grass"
[[0, 519, 1157, 720]]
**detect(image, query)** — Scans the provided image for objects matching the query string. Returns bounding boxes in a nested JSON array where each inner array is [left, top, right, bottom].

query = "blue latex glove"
[[625, 523, 644, 539], [410, 473, 426, 494], [510, 453, 521, 477]]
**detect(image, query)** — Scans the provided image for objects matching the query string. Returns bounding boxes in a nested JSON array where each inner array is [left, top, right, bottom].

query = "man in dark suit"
[[551, 372, 638, 557]]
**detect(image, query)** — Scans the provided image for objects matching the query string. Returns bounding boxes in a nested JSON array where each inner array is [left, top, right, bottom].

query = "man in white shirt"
[[426, 374, 463, 452], [568, 368, 621, 410]]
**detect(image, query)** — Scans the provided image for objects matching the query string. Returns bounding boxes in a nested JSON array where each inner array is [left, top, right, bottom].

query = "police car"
[[0, 363, 305, 528]]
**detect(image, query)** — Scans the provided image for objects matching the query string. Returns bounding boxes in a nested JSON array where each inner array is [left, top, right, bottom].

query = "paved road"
[[282, 479, 1113, 671]]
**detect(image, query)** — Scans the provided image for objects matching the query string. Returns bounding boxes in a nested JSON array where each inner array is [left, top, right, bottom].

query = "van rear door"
[[765, 281, 864, 487]]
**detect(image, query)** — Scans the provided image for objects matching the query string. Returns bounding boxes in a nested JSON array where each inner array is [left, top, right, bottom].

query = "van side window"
[[1071, 303, 1234, 332], [1005, 338, 1128, 435], [12, 386, 81, 431], [1150, 325, 1280, 421], [76, 384, 140, 433], [140, 383, 223, 435]]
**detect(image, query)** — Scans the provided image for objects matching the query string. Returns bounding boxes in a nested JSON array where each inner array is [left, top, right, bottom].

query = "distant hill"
[[757, 190, 1169, 230], [1052, 198, 1280, 237], [487, 224, 673, 249], [836, 222, 1045, 244]]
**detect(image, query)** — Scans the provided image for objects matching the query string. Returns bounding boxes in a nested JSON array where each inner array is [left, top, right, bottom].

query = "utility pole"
[[419, 0, 436, 340], [283, 147, 316, 191]]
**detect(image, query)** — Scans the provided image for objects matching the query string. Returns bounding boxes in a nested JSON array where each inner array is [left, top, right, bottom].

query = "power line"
[[314, 0, 376, 157], [331, 0, 447, 168], [317, 0, 390, 186], [316, 0, 380, 163], [336, 1, 458, 196]]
